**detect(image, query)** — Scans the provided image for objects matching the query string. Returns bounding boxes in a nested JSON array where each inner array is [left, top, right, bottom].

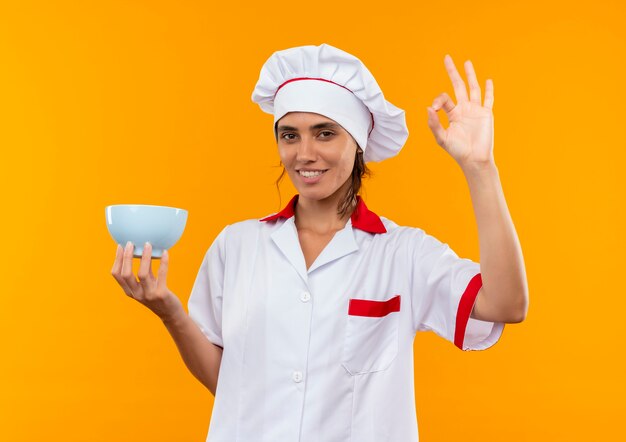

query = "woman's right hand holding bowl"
[[111, 241, 184, 322]]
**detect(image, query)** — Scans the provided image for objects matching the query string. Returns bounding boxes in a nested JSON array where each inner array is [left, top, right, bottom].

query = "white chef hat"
[[251, 43, 409, 163]]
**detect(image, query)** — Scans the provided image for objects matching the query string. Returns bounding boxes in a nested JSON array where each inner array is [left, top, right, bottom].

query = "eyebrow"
[[276, 122, 341, 132]]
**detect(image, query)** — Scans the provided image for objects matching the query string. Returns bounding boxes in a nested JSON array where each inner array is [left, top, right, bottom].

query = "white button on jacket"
[[292, 371, 304, 383], [188, 194, 505, 442]]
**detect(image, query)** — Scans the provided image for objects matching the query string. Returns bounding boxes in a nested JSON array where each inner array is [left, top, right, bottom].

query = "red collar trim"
[[259, 194, 387, 234]]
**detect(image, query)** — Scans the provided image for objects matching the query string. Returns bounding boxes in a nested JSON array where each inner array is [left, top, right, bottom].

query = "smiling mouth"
[[298, 170, 328, 177]]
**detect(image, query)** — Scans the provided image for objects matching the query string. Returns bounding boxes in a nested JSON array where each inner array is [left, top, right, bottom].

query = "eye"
[[280, 133, 297, 141], [319, 131, 335, 138]]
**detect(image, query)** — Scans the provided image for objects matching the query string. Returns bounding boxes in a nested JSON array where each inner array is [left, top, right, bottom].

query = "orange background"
[[1, 0, 624, 440]]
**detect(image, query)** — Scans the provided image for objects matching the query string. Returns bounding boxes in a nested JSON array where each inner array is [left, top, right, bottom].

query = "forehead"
[[277, 111, 338, 127]]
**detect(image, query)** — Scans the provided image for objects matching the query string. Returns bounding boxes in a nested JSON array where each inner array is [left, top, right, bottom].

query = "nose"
[[295, 135, 316, 162]]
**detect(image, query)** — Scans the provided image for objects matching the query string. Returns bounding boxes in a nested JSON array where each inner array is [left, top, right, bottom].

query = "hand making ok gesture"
[[426, 54, 495, 171]]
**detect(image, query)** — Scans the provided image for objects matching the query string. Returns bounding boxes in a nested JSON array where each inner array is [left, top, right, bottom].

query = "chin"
[[300, 187, 346, 202], [297, 188, 325, 199]]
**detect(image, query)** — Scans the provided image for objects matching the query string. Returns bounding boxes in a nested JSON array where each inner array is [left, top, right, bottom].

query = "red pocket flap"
[[348, 295, 401, 317]]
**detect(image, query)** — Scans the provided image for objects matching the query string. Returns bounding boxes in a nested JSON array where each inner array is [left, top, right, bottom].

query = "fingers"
[[157, 249, 169, 292], [111, 244, 134, 296], [484, 78, 494, 110], [431, 92, 455, 114], [120, 241, 141, 295], [137, 242, 155, 292], [463, 60, 482, 104], [111, 244, 123, 275], [437, 55, 494, 111], [111, 241, 170, 303], [426, 106, 447, 148], [444, 54, 468, 103]]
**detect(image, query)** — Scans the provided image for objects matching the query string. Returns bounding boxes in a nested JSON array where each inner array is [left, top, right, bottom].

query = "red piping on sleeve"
[[454, 273, 483, 350]]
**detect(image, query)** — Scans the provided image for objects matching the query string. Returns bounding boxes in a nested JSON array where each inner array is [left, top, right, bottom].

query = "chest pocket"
[[340, 295, 401, 375]]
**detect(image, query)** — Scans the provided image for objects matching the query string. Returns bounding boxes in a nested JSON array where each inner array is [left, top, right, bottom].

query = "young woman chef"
[[111, 43, 528, 442]]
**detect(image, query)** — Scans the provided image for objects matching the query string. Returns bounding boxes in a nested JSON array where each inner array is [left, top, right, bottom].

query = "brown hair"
[[274, 146, 372, 218]]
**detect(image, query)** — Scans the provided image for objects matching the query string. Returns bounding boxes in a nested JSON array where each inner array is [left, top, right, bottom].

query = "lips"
[[297, 169, 328, 183], [298, 169, 328, 177]]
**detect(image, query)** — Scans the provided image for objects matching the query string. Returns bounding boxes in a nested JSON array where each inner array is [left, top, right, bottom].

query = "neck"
[[294, 182, 356, 234]]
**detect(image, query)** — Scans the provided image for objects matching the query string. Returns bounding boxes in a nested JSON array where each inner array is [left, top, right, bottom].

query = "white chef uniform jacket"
[[188, 194, 505, 442]]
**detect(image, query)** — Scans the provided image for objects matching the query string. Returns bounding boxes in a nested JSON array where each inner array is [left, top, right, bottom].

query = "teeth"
[[299, 170, 326, 177]]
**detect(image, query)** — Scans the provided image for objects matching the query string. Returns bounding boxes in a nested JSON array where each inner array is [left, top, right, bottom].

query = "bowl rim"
[[106, 204, 187, 212]]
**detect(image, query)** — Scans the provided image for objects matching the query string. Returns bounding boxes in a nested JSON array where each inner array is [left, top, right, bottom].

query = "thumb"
[[426, 106, 447, 148]]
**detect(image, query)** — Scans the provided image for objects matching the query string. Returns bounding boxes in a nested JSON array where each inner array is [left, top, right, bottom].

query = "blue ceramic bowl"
[[105, 204, 188, 258]]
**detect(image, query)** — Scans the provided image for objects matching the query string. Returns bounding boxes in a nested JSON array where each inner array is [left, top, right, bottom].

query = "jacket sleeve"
[[187, 225, 229, 348], [410, 229, 504, 351]]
